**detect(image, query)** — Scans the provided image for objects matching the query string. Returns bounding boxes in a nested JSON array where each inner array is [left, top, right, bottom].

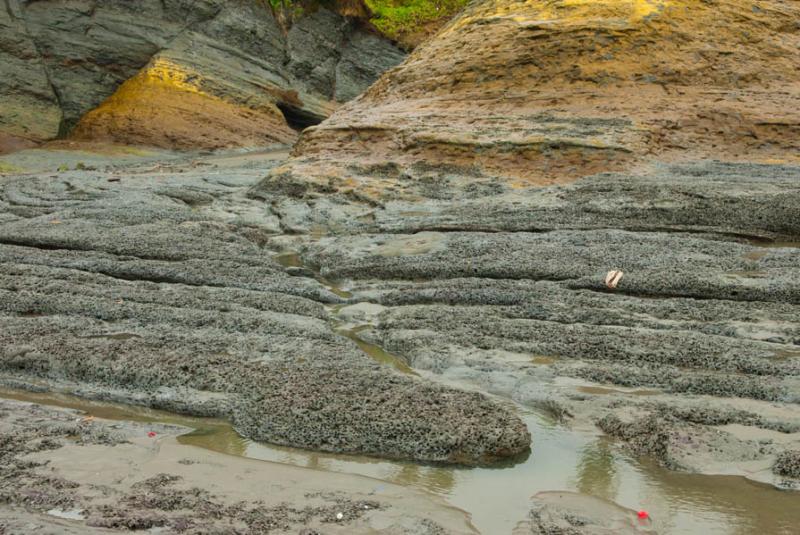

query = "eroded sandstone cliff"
[[254, 0, 800, 202]]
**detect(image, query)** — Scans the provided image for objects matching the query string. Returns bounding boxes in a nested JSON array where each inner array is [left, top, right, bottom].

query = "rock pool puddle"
[[273, 251, 353, 299], [336, 324, 417, 375], [45, 508, 85, 521], [742, 240, 800, 261], [273, 250, 418, 376], [1, 388, 799, 534]]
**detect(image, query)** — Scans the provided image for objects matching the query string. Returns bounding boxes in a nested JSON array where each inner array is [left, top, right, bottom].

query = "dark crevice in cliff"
[[276, 101, 324, 130]]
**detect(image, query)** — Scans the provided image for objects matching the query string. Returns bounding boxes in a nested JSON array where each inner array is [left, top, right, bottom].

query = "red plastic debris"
[[147, 431, 157, 438], [637, 510, 650, 520]]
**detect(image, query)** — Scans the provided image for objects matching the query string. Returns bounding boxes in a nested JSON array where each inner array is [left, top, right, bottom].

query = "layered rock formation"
[[0, 0, 405, 150], [2, 0, 800, 505], [242, 0, 800, 490], [0, 0, 62, 148], [0, 151, 531, 465], [254, 0, 800, 201]]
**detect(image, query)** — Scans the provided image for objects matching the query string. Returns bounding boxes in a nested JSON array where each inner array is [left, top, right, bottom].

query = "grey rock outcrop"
[[0, 150, 531, 465], [286, 8, 405, 104], [0, 0, 406, 147], [0, 0, 62, 142], [335, 30, 406, 102]]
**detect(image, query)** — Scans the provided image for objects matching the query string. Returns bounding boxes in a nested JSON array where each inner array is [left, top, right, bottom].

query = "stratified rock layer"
[[0, 152, 530, 465], [254, 0, 800, 201], [0, 0, 405, 149], [0, 0, 62, 142], [70, 52, 299, 150]]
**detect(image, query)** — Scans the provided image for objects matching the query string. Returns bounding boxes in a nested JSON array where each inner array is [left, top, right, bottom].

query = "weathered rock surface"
[[242, 2, 800, 487], [255, 0, 800, 202], [0, 149, 530, 465], [268, 160, 800, 486], [2, 2, 800, 527], [0, 0, 62, 142], [1, 140, 799, 535], [70, 39, 300, 150], [0, 0, 406, 149]]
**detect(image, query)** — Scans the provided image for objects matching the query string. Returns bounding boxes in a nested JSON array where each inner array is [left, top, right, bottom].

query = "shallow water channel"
[[2, 388, 798, 534]]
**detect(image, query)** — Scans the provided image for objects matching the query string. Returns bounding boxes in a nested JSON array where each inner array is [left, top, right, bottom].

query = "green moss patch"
[[0, 161, 23, 175], [365, 0, 468, 42]]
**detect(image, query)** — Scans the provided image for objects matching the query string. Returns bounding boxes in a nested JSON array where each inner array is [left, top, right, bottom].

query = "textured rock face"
[[239, 2, 800, 479], [0, 0, 406, 149], [255, 0, 800, 201], [334, 31, 407, 102], [70, 40, 300, 149], [284, 7, 407, 104], [0, 150, 531, 465], [12, 0, 222, 134], [0, 0, 62, 143]]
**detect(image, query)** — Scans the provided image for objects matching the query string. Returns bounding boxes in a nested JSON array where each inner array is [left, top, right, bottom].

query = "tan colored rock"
[[254, 0, 800, 202], [70, 52, 299, 150]]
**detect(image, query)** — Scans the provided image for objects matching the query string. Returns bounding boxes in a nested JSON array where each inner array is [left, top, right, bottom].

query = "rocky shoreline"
[[0, 145, 798, 533], [0, 147, 530, 465], [2, 0, 799, 532], [271, 159, 800, 489]]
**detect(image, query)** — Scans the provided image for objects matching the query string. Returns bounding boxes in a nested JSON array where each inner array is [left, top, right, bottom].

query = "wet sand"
[[0, 394, 475, 534], [3, 387, 800, 534]]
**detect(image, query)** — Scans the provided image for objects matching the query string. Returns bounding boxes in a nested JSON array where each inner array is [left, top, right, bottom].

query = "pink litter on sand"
[[147, 431, 157, 438], [637, 510, 650, 520]]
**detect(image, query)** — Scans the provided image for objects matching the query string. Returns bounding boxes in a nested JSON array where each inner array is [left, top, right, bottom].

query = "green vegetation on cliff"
[[364, 0, 468, 42], [268, 0, 468, 47]]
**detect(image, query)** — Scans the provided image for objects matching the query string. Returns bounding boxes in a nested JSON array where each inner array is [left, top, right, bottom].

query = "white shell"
[[604, 270, 623, 289]]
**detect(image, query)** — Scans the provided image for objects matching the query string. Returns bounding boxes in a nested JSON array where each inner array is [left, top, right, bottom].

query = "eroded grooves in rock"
[[2, 0, 800, 529], [0, 156, 530, 465], [243, 0, 800, 493], [277, 157, 800, 483]]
